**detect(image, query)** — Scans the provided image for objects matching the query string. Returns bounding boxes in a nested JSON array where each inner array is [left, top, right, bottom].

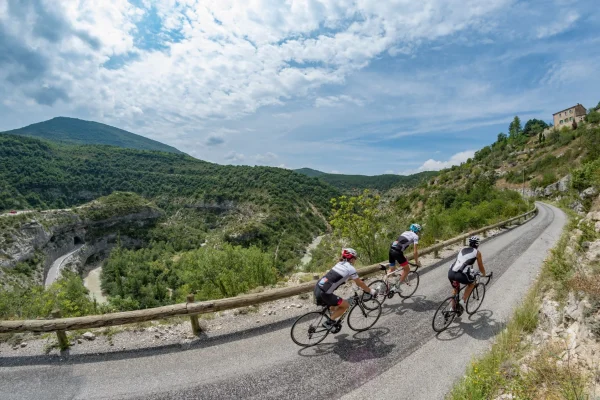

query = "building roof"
[[553, 103, 586, 115]]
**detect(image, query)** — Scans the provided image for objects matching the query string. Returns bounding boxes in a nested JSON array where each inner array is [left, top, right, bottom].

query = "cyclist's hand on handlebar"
[[369, 288, 379, 297]]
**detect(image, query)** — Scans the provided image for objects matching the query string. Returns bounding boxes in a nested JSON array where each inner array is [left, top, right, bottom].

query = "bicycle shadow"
[[435, 309, 505, 341], [380, 294, 440, 317], [297, 327, 395, 363]]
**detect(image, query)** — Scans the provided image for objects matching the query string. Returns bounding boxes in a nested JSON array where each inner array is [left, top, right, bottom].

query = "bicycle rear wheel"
[[347, 300, 382, 332], [367, 279, 389, 308], [432, 297, 457, 333], [290, 311, 330, 347], [399, 271, 420, 299], [466, 283, 486, 315]]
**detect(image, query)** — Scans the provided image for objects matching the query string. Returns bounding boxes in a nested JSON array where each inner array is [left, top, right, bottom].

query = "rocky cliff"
[[0, 200, 162, 286]]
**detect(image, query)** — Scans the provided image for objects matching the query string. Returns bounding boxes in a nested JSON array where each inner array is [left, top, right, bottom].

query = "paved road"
[[0, 203, 565, 400], [44, 245, 83, 287]]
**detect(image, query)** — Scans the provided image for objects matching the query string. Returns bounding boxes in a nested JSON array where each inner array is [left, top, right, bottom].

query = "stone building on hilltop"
[[553, 104, 587, 127]]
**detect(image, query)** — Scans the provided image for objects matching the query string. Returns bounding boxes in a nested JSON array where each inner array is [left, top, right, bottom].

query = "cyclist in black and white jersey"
[[315, 248, 377, 329], [448, 236, 487, 309], [381, 223, 422, 294]]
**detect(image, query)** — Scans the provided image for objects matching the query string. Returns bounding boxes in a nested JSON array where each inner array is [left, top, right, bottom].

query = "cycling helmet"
[[469, 236, 480, 248], [409, 223, 422, 233], [341, 248, 358, 260]]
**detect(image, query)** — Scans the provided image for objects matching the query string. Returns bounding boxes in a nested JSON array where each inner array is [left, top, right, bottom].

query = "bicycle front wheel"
[[432, 297, 457, 333], [367, 279, 389, 308], [347, 300, 382, 332], [290, 311, 330, 347], [399, 271, 420, 299], [466, 283, 486, 315]]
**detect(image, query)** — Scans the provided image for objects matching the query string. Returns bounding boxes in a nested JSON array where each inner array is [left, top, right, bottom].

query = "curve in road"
[[44, 245, 83, 287], [1, 203, 565, 400]]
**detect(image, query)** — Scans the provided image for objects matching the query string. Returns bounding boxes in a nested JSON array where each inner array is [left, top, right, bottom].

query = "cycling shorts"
[[448, 269, 474, 287], [389, 247, 408, 267], [314, 286, 343, 307]]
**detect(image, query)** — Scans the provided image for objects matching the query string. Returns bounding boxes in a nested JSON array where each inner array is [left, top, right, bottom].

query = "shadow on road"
[[297, 327, 394, 362], [435, 309, 505, 342], [380, 294, 440, 318]]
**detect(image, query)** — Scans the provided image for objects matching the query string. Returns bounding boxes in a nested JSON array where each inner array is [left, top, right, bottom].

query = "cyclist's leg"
[[330, 298, 349, 321], [387, 247, 397, 273], [463, 282, 476, 302], [399, 262, 410, 283]]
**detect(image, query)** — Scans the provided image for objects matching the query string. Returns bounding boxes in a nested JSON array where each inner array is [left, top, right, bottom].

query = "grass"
[[448, 213, 592, 400]]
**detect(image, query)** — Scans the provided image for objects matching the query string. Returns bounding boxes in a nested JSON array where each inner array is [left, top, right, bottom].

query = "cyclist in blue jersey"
[[381, 223, 422, 293], [315, 248, 378, 329]]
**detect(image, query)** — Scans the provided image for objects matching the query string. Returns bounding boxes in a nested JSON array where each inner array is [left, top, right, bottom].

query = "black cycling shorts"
[[389, 247, 408, 267], [448, 269, 474, 288], [314, 286, 343, 307]]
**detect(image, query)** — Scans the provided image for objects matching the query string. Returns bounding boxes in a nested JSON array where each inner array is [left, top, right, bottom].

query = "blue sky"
[[1, 0, 599, 175]]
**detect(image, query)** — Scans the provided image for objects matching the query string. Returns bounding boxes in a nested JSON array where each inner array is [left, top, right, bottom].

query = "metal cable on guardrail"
[[0, 205, 538, 343]]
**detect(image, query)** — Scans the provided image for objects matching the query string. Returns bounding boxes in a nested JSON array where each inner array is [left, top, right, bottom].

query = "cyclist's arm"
[[476, 252, 487, 276], [413, 243, 420, 265], [353, 277, 374, 293]]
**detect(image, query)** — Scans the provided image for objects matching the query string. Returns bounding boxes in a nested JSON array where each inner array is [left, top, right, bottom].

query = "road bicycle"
[[367, 262, 420, 306], [432, 271, 494, 333], [290, 291, 382, 347]]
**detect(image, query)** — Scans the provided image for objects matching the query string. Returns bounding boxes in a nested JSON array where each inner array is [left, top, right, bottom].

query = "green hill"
[[0, 134, 339, 272], [1, 117, 183, 154], [294, 168, 437, 192]]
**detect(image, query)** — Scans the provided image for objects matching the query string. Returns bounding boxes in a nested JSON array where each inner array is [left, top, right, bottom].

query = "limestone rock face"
[[557, 174, 571, 192], [580, 187, 599, 200], [0, 206, 162, 285]]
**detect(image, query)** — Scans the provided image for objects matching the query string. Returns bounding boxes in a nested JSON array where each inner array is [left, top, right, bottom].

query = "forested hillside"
[[0, 134, 338, 270], [294, 167, 437, 192], [1, 117, 183, 154]]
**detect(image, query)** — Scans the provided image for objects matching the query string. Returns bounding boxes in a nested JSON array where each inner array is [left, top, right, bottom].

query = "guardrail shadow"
[[297, 327, 394, 363], [0, 315, 302, 368], [434, 309, 505, 342]]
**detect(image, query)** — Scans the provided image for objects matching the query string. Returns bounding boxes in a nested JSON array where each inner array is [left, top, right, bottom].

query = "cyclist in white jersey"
[[381, 223, 422, 293], [315, 248, 377, 329], [448, 236, 487, 309]]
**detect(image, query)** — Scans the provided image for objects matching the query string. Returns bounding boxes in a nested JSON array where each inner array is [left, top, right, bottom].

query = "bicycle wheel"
[[432, 297, 457, 333], [367, 279, 389, 308], [347, 300, 382, 332], [466, 283, 486, 315], [290, 311, 330, 347], [398, 271, 420, 299]]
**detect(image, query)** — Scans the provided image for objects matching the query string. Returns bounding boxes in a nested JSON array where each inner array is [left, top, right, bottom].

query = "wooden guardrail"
[[0, 205, 538, 341]]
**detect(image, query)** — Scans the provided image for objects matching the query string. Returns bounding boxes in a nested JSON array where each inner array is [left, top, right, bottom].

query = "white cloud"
[[225, 151, 245, 162], [255, 152, 279, 164], [415, 150, 476, 172], [537, 11, 579, 38], [315, 95, 365, 108]]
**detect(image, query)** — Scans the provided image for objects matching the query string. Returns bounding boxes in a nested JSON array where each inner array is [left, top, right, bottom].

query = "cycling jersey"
[[450, 247, 478, 275], [317, 261, 359, 294], [391, 231, 419, 251]]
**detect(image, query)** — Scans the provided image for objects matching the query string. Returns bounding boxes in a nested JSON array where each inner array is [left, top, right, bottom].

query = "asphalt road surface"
[[44, 245, 83, 287], [0, 203, 565, 400]]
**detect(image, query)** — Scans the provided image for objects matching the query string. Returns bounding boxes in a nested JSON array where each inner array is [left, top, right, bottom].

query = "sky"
[[1, 0, 599, 175]]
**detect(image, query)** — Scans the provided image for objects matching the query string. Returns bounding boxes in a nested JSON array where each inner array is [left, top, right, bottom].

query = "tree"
[[523, 119, 549, 136], [497, 132, 507, 142], [586, 110, 600, 124], [508, 116, 522, 139], [330, 190, 382, 263]]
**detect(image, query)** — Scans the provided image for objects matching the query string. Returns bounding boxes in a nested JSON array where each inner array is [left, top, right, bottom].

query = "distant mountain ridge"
[[1, 117, 183, 154], [294, 167, 437, 192]]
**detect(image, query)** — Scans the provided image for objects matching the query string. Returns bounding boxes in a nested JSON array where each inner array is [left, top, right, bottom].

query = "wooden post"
[[483, 230, 488, 238], [51, 310, 69, 350], [434, 249, 439, 258], [187, 294, 201, 336]]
